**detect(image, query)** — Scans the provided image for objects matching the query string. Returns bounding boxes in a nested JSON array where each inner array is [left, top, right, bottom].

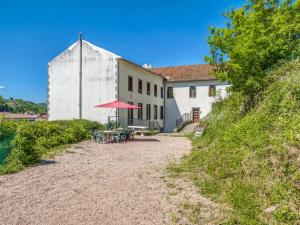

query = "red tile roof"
[[0, 112, 38, 120], [151, 64, 214, 81]]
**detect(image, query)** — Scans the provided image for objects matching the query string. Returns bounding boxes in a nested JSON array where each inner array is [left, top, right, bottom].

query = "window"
[[128, 102, 134, 125], [160, 106, 164, 119], [128, 76, 133, 92], [147, 82, 151, 95], [208, 85, 216, 97], [138, 79, 142, 94], [146, 104, 151, 120], [154, 105, 158, 120], [160, 87, 164, 98], [167, 87, 173, 98], [154, 85, 157, 97], [138, 103, 143, 120], [189, 86, 196, 98]]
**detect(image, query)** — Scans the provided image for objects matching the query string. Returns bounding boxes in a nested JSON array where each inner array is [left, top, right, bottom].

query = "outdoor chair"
[[92, 130, 104, 143], [90, 130, 96, 141], [119, 131, 127, 142], [124, 128, 134, 140], [112, 131, 126, 143]]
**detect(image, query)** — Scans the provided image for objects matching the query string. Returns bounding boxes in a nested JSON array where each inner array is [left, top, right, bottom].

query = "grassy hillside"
[[170, 61, 300, 224]]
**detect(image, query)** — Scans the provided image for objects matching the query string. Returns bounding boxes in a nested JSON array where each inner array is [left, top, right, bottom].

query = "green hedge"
[[0, 119, 103, 174], [0, 124, 15, 165]]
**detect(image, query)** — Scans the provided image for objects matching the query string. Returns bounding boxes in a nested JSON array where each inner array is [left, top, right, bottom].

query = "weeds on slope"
[[168, 61, 300, 224]]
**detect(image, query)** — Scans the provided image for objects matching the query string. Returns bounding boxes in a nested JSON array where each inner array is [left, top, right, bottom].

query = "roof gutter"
[[166, 79, 218, 83]]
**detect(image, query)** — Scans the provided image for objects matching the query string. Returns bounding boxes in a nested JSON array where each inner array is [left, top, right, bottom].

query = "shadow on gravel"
[[38, 160, 58, 166], [133, 138, 160, 142]]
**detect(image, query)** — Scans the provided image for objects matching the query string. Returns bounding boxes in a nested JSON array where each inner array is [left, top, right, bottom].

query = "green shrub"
[[0, 125, 15, 165], [0, 119, 103, 174], [143, 129, 159, 136]]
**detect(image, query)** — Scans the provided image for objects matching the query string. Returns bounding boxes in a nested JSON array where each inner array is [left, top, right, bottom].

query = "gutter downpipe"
[[79, 32, 83, 119], [163, 78, 167, 133], [47, 64, 50, 120], [117, 59, 120, 127]]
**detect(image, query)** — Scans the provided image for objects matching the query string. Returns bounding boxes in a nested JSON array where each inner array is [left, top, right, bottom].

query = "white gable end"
[[48, 40, 120, 123]]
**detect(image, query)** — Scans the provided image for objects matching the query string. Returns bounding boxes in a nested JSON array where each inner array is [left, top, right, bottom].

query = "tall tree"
[[206, 0, 300, 104]]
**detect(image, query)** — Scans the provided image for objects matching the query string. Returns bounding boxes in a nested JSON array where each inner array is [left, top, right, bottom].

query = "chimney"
[[143, 64, 152, 69]]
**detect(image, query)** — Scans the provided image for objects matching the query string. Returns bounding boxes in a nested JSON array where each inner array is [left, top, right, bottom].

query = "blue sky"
[[0, 0, 245, 103]]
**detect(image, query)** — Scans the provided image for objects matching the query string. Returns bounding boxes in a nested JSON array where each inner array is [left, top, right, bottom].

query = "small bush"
[[143, 129, 159, 136], [0, 124, 15, 165]]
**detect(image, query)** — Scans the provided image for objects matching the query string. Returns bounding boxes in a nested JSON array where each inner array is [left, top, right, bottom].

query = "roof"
[[151, 64, 215, 82], [82, 40, 121, 58], [49, 39, 214, 82], [49, 40, 121, 65], [0, 112, 38, 120]]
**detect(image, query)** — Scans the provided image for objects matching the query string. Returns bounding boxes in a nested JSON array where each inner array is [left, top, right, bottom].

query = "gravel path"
[[0, 136, 190, 225]]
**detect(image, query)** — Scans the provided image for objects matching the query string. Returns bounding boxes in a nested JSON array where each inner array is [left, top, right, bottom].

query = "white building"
[[48, 39, 229, 132], [152, 65, 228, 132]]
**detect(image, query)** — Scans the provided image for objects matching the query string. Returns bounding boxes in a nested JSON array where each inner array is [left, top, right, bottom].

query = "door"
[[192, 108, 200, 123]]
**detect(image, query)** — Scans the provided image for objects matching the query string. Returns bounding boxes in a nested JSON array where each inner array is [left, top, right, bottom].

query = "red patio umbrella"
[[95, 100, 140, 127], [95, 100, 140, 109]]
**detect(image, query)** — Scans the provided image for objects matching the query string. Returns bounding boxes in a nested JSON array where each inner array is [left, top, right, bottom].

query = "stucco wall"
[[164, 80, 229, 132], [118, 60, 165, 128], [48, 41, 119, 123]]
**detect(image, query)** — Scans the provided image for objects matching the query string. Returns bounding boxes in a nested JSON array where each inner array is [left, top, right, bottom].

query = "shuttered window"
[[128, 76, 133, 91], [154, 105, 158, 120], [208, 85, 216, 97], [138, 79, 142, 94], [160, 106, 164, 119], [154, 85, 157, 97], [147, 82, 151, 95], [167, 87, 173, 98], [146, 104, 151, 120], [160, 87, 164, 98], [189, 86, 196, 98], [138, 103, 143, 119]]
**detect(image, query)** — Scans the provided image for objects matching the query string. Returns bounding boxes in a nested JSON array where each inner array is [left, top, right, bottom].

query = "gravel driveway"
[[0, 136, 190, 225]]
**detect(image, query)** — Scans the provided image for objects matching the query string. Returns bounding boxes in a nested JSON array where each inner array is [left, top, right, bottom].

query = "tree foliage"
[[206, 0, 300, 101], [0, 96, 47, 114]]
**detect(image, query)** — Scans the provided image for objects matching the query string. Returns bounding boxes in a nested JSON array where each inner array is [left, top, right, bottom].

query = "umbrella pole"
[[115, 108, 118, 128]]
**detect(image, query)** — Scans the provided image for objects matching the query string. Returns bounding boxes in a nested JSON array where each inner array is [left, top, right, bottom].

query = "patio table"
[[127, 126, 148, 136], [103, 130, 119, 142]]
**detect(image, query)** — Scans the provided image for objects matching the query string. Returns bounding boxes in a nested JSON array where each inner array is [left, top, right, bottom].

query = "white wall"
[[48, 43, 80, 121], [118, 60, 165, 128], [164, 80, 229, 132], [48, 41, 119, 123]]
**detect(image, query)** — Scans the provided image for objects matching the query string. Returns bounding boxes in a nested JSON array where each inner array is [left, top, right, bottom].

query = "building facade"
[[152, 65, 228, 132], [118, 59, 165, 128], [48, 40, 229, 132]]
